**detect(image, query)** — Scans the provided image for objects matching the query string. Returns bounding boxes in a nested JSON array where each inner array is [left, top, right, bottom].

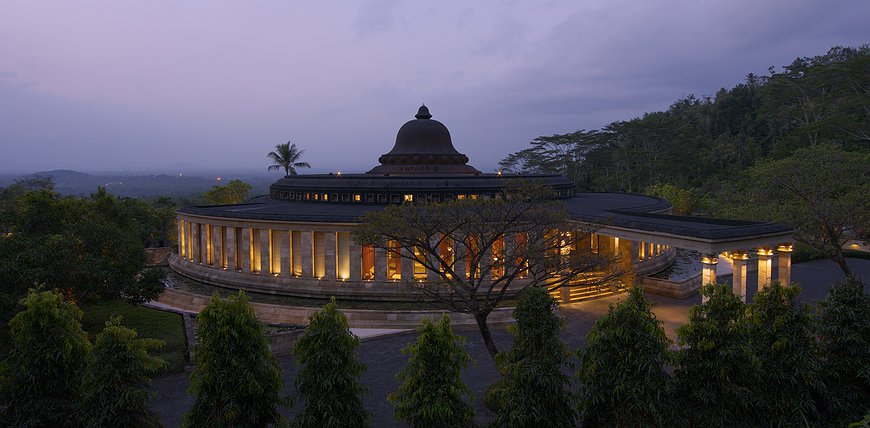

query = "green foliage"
[[747, 282, 822, 425], [389, 315, 474, 427], [202, 179, 252, 205], [577, 286, 672, 427], [0, 290, 91, 427], [80, 297, 186, 372], [672, 284, 759, 425], [80, 316, 167, 428], [501, 45, 870, 193], [267, 142, 311, 176], [720, 143, 869, 276], [183, 292, 285, 427], [644, 183, 699, 215], [815, 277, 870, 423], [492, 286, 576, 427], [292, 297, 369, 427]]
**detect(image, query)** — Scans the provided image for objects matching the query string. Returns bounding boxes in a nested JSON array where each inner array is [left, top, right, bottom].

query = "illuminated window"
[[388, 240, 401, 280], [362, 245, 375, 280], [413, 247, 427, 280], [470, 194, 478, 200], [322, 194, 329, 201], [313, 193, 319, 200], [403, 194, 413, 202], [354, 194, 361, 202], [457, 194, 466, 200]]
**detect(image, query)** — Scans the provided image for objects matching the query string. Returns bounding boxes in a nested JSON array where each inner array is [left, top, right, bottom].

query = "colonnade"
[[700, 244, 793, 302], [176, 219, 673, 287]]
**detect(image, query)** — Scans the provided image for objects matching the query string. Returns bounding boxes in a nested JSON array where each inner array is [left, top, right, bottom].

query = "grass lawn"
[[80, 299, 187, 373]]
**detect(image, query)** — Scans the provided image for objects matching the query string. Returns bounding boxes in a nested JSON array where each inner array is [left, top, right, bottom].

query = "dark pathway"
[[151, 257, 870, 427]]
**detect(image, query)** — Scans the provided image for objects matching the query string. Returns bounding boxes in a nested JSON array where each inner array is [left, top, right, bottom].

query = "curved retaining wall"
[[157, 287, 516, 328]]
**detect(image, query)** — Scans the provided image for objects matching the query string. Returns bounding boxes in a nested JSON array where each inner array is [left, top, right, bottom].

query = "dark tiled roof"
[[181, 192, 792, 241]]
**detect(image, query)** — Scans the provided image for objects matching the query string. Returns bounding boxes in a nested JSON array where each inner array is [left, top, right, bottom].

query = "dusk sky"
[[1, 1, 868, 175]]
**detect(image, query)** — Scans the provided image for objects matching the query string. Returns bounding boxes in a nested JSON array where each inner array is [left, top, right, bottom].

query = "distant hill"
[[0, 170, 273, 199]]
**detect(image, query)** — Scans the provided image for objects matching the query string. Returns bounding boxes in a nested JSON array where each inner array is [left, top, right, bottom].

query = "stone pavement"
[[150, 258, 870, 427]]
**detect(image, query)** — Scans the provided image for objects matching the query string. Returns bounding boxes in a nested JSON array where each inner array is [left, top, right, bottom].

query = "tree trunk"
[[474, 311, 500, 362], [832, 247, 853, 278]]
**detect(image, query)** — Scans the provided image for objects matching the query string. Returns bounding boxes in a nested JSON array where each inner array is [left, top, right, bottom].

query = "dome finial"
[[415, 104, 432, 120]]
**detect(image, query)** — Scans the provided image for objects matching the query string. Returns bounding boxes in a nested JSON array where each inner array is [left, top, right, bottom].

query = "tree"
[[292, 298, 369, 427], [267, 142, 311, 176], [721, 144, 869, 276], [0, 290, 91, 427], [202, 179, 252, 205], [354, 183, 622, 361], [746, 282, 822, 426], [79, 316, 167, 428], [491, 286, 576, 427], [672, 284, 760, 425], [815, 277, 870, 423], [183, 292, 285, 427], [388, 315, 474, 427], [576, 286, 672, 427]]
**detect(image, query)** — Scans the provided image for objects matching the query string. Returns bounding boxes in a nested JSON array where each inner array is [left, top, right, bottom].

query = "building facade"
[[173, 106, 794, 307]]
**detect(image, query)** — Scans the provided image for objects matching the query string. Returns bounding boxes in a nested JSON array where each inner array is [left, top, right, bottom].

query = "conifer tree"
[[672, 283, 759, 425], [80, 316, 167, 428], [0, 289, 91, 427], [292, 297, 369, 427], [576, 286, 672, 427], [492, 286, 576, 427], [389, 314, 474, 427], [815, 277, 870, 423], [183, 292, 285, 427], [747, 282, 821, 426]]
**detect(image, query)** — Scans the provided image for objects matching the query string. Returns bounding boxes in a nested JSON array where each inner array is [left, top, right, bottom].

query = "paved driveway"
[[151, 258, 870, 427]]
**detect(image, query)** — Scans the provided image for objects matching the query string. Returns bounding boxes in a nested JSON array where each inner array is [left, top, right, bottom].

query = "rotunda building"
[[172, 106, 795, 309]]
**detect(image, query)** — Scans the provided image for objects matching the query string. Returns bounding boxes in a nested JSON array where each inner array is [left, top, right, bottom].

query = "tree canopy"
[[267, 142, 311, 176], [389, 315, 474, 427], [183, 292, 285, 427], [292, 298, 369, 427], [500, 45, 869, 196], [0, 290, 91, 427], [354, 182, 621, 360], [202, 179, 252, 205]]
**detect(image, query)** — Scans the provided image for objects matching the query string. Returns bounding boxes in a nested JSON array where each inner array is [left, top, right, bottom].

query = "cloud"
[[354, 0, 400, 36], [0, 70, 18, 79]]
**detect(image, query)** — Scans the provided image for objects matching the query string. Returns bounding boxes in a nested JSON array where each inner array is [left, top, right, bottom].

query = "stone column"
[[226, 226, 237, 270], [279, 231, 290, 277], [427, 238, 440, 283], [617, 238, 636, 287], [191, 223, 200, 263], [212, 225, 221, 267], [187, 222, 195, 261], [453, 239, 467, 280], [731, 251, 749, 302], [700, 254, 718, 303], [349, 237, 362, 281], [200, 223, 209, 265], [325, 232, 336, 279], [374, 246, 387, 281], [259, 229, 271, 274], [177, 220, 185, 258], [401, 247, 415, 282], [756, 247, 774, 290], [777, 244, 793, 286], [300, 231, 312, 277], [240, 227, 251, 273]]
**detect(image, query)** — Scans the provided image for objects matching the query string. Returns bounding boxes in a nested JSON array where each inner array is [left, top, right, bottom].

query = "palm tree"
[[267, 142, 311, 176]]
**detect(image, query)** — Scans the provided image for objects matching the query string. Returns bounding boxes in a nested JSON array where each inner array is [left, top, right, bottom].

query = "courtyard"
[[150, 257, 870, 427]]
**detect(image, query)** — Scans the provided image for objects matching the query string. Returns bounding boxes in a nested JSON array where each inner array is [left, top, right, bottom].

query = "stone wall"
[[157, 287, 516, 328]]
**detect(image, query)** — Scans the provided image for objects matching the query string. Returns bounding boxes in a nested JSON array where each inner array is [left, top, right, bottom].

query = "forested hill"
[[500, 45, 870, 195]]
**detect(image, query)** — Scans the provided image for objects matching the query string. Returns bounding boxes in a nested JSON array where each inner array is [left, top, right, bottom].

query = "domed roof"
[[367, 105, 481, 175]]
